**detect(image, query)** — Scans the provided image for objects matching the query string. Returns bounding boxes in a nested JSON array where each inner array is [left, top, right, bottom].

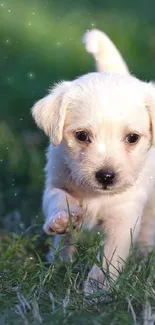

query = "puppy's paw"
[[84, 264, 106, 295], [43, 210, 83, 235]]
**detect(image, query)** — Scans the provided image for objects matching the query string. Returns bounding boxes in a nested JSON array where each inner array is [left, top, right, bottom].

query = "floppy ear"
[[145, 82, 155, 147], [31, 81, 71, 146]]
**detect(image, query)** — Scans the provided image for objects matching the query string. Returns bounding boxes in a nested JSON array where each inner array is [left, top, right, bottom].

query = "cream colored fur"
[[32, 28, 155, 294], [83, 29, 129, 75]]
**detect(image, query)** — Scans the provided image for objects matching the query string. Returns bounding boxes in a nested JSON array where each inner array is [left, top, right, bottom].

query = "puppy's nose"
[[96, 169, 115, 186]]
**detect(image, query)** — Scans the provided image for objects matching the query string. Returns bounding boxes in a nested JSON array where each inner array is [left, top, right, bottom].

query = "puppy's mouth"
[[102, 184, 117, 191], [98, 181, 132, 195], [101, 185, 115, 193], [92, 184, 116, 194], [97, 187, 123, 196], [102, 185, 108, 190]]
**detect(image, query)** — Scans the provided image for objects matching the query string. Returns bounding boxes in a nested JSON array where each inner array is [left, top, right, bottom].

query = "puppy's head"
[[32, 72, 155, 195]]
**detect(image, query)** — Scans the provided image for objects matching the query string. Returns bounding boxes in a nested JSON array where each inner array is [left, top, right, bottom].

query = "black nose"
[[96, 169, 115, 186]]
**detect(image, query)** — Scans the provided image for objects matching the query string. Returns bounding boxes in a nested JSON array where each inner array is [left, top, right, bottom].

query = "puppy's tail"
[[83, 29, 129, 75]]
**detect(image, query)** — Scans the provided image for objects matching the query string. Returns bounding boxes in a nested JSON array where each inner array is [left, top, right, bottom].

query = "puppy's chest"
[[81, 195, 123, 229]]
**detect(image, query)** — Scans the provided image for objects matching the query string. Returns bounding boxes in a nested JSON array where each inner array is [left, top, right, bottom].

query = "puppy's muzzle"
[[95, 169, 116, 188]]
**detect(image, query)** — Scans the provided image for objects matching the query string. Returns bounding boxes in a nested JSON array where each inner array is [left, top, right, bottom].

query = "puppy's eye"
[[75, 131, 90, 142], [126, 133, 140, 144]]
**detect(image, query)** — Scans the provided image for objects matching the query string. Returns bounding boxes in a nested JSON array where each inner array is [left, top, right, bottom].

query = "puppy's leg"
[[43, 187, 83, 262], [43, 188, 82, 234], [47, 233, 76, 263], [84, 209, 141, 294], [83, 29, 129, 75], [138, 196, 155, 258]]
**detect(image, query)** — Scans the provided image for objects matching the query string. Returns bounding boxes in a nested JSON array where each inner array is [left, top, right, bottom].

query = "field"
[[1, 0, 155, 324]]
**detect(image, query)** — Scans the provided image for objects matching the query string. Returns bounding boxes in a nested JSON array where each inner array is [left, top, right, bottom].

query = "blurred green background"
[[1, 0, 155, 233]]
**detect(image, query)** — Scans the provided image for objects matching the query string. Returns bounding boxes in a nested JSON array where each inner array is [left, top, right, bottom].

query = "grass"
[[1, 226, 155, 325]]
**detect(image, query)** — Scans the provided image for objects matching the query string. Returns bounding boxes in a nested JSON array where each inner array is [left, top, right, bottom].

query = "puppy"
[[32, 29, 155, 293]]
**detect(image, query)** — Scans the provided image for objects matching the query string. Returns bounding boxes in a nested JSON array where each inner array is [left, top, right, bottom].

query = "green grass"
[[1, 227, 155, 325]]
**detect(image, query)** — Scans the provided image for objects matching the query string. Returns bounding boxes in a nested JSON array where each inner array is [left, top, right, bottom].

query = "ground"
[[1, 226, 155, 325]]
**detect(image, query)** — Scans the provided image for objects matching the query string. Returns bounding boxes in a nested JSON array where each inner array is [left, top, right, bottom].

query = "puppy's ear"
[[146, 82, 155, 147], [32, 81, 71, 146]]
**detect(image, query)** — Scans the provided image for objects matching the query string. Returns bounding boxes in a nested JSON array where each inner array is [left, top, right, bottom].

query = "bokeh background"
[[1, 0, 155, 233]]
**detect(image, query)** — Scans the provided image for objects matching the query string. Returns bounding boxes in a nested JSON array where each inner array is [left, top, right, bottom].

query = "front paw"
[[84, 264, 106, 295], [43, 210, 83, 235]]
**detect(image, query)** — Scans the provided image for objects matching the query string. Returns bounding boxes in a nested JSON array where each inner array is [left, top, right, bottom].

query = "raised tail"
[[83, 29, 129, 75]]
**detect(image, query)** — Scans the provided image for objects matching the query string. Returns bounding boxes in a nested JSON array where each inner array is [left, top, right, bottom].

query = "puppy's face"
[[32, 73, 155, 195]]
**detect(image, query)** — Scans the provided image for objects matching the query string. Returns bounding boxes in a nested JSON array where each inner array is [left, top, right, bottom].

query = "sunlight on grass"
[[1, 229, 155, 324]]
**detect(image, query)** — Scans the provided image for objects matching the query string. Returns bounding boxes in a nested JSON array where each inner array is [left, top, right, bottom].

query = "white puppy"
[[32, 29, 155, 293]]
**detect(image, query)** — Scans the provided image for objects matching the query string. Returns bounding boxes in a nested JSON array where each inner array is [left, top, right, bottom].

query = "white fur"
[[83, 29, 129, 75], [32, 29, 155, 294]]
